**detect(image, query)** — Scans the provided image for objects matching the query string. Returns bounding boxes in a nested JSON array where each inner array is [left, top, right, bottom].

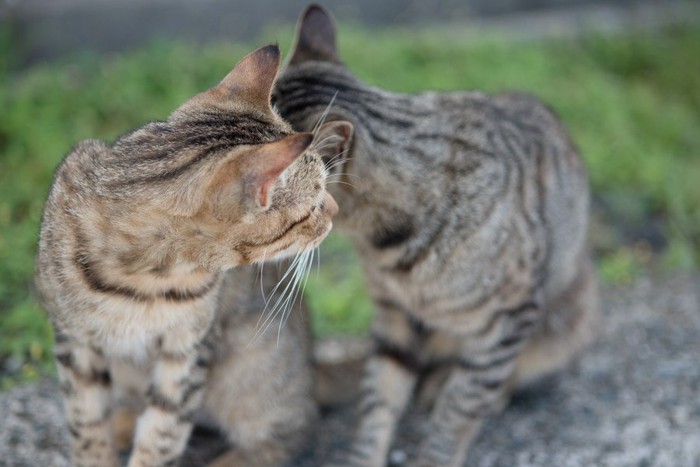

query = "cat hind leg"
[[513, 257, 601, 386]]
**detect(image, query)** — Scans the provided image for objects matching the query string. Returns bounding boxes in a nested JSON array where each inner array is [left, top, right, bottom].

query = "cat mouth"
[[307, 221, 333, 249]]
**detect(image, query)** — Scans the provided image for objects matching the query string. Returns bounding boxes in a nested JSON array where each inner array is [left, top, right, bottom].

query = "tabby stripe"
[[238, 211, 312, 248], [373, 334, 422, 373], [60, 361, 111, 387], [472, 301, 538, 339], [534, 140, 553, 288], [279, 93, 397, 146], [473, 377, 504, 391], [359, 397, 386, 417], [490, 105, 543, 135], [121, 142, 232, 186], [497, 332, 527, 349], [195, 356, 211, 369], [278, 80, 416, 140], [73, 234, 218, 303], [370, 219, 414, 249], [179, 381, 206, 407], [146, 386, 180, 413], [498, 125, 552, 286], [53, 329, 70, 344], [407, 313, 432, 337], [458, 352, 517, 372], [374, 297, 406, 313], [450, 399, 482, 420], [109, 115, 290, 189], [68, 423, 81, 439], [282, 74, 431, 118], [54, 351, 74, 368], [500, 128, 541, 236], [393, 193, 454, 272]]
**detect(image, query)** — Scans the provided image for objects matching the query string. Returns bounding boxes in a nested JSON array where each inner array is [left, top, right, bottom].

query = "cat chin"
[[248, 227, 333, 265]]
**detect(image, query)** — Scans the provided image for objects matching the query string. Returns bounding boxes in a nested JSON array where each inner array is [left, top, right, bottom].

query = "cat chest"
[[86, 296, 216, 360]]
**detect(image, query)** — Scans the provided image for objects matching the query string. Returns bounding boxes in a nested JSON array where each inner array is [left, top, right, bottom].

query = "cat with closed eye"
[[35, 44, 337, 467], [275, 5, 601, 466]]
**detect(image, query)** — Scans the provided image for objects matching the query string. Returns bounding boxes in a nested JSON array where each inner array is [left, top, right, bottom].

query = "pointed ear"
[[288, 4, 341, 66], [315, 121, 353, 170], [243, 133, 314, 208], [212, 44, 281, 110]]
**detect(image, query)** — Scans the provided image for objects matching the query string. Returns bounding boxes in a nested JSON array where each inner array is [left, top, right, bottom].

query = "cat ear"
[[240, 133, 314, 208], [212, 44, 281, 110], [315, 121, 354, 170], [288, 4, 341, 66]]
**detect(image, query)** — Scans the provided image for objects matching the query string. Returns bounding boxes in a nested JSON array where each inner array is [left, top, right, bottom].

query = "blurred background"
[[0, 0, 698, 388]]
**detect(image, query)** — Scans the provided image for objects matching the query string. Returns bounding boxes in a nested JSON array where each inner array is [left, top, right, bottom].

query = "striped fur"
[[275, 5, 601, 466], [36, 45, 335, 467]]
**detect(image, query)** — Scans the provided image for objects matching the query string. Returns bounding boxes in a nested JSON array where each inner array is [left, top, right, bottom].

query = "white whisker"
[[325, 154, 353, 172], [316, 245, 321, 279], [326, 180, 360, 190], [254, 248, 313, 346], [326, 172, 361, 180], [251, 250, 304, 339], [311, 91, 339, 140], [277, 249, 313, 345], [259, 247, 268, 302], [313, 135, 345, 152]]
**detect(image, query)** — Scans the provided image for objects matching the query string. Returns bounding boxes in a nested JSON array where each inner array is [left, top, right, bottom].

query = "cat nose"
[[324, 193, 339, 217]]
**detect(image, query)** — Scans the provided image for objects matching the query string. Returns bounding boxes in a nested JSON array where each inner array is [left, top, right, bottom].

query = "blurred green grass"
[[1, 24, 699, 387]]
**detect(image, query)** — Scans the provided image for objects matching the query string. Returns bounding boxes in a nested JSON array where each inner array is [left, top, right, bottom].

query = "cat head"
[[103, 45, 337, 270], [274, 5, 357, 224]]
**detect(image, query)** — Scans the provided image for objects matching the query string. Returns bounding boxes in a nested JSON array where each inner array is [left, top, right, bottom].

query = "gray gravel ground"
[[1, 274, 699, 466]]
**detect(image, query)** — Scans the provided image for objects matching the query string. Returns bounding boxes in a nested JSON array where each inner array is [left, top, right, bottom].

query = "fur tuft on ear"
[[315, 121, 353, 169], [214, 44, 281, 110], [289, 4, 341, 66], [246, 133, 314, 208]]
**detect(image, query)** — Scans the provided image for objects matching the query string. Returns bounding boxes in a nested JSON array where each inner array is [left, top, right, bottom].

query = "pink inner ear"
[[251, 133, 314, 208], [257, 172, 281, 208]]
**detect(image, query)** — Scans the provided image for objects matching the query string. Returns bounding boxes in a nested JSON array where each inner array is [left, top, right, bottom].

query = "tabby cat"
[[274, 6, 601, 466], [35, 44, 337, 467]]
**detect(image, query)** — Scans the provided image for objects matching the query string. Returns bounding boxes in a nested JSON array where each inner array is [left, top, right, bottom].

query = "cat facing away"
[[274, 6, 601, 466], [35, 44, 338, 467]]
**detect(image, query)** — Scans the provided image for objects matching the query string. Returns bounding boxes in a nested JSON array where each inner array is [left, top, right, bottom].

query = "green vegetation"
[[1, 24, 699, 387]]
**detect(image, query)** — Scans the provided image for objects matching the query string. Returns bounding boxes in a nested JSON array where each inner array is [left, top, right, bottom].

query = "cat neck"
[[278, 64, 496, 257], [278, 64, 425, 161], [71, 199, 219, 302]]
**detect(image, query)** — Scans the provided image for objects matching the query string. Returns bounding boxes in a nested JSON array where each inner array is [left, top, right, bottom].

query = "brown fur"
[[275, 6, 601, 466], [36, 44, 337, 467]]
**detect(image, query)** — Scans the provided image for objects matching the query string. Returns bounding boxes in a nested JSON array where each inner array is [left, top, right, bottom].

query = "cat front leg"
[[54, 330, 118, 467], [330, 352, 416, 467], [330, 304, 421, 467], [411, 364, 504, 466], [127, 333, 213, 467], [412, 303, 540, 467]]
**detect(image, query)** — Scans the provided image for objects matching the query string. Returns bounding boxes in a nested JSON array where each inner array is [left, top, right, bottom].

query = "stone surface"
[[1, 274, 699, 466]]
